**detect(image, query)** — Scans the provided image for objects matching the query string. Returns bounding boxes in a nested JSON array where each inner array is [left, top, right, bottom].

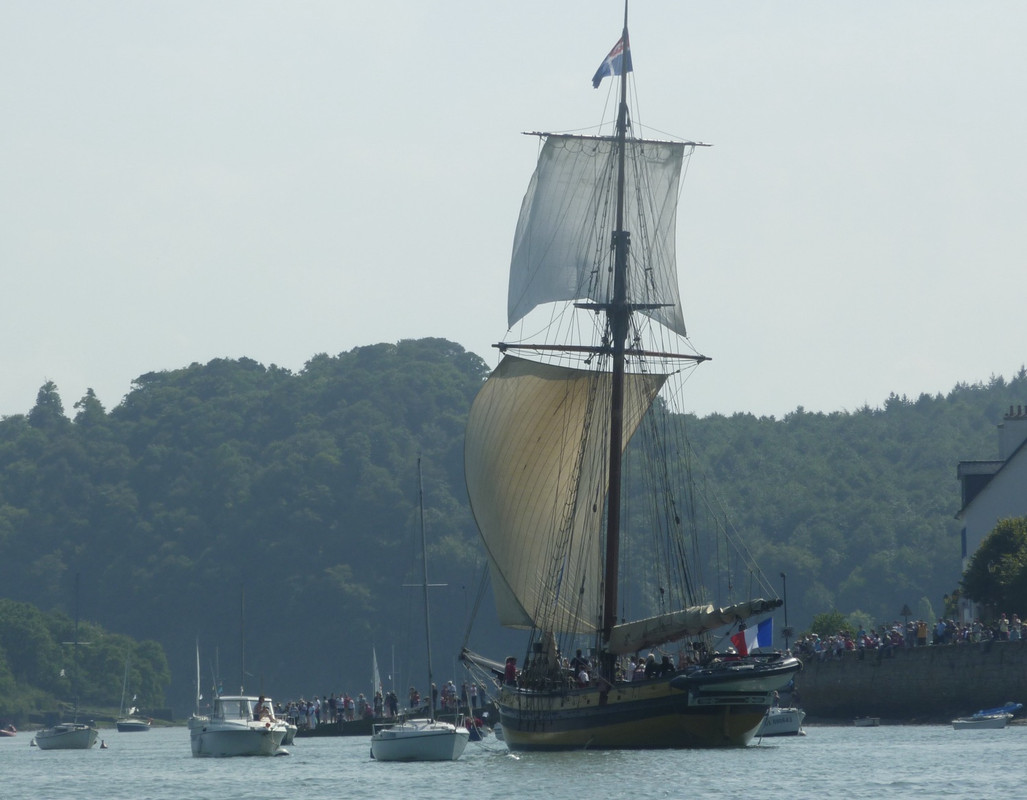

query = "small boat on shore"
[[952, 714, 1010, 730], [853, 717, 880, 727], [952, 701, 1022, 730]]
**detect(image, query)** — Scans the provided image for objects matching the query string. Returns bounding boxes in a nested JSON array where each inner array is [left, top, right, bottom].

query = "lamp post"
[[780, 572, 791, 652]]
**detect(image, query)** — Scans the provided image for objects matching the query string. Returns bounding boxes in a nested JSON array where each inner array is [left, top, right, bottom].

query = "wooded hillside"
[[1, 337, 1022, 715]]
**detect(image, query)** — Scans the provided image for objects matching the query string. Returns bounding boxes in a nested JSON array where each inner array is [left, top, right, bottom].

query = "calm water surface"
[[2, 722, 1023, 799]]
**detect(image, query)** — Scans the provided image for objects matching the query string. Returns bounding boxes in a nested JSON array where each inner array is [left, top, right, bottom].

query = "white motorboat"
[[952, 702, 1021, 730], [370, 718, 470, 762], [34, 721, 98, 750], [190, 695, 288, 757], [370, 458, 469, 762], [952, 713, 1011, 730], [116, 717, 151, 732], [853, 717, 880, 727], [756, 706, 806, 737]]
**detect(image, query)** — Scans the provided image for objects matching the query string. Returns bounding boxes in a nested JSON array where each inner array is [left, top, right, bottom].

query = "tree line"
[[0, 337, 1023, 717]]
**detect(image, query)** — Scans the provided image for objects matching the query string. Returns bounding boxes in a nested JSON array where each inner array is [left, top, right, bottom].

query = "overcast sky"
[[3, 1, 1025, 420]]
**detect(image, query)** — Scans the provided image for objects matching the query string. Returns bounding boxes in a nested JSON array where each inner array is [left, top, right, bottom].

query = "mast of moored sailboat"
[[418, 457, 436, 722]]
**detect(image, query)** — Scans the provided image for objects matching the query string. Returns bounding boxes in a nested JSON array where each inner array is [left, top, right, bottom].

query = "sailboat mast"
[[418, 457, 436, 722], [601, 2, 631, 658], [195, 637, 202, 715], [120, 656, 129, 717]]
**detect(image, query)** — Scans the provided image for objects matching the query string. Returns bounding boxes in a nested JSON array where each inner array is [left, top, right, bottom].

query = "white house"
[[956, 405, 1027, 620]]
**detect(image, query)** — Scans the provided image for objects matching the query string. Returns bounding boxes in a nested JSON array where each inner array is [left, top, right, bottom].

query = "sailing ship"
[[370, 458, 470, 761], [459, 6, 801, 750]]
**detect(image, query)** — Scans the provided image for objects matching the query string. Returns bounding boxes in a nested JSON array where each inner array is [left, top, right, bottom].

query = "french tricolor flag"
[[592, 35, 633, 88], [730, 618, 774, 656]]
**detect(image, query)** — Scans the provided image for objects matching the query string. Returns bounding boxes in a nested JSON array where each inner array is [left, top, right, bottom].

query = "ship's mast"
[[600, 1, 631, 670]]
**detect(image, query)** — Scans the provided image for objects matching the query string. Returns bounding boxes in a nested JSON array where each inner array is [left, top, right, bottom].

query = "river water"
[[2, 722, 1022, 799]]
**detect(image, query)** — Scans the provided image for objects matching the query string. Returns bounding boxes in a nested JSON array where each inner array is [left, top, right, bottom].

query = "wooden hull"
[[498, 657, 801, 750]]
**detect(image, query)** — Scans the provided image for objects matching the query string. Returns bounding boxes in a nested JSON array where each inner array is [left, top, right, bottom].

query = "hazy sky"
[[3, 1, 1025, 420]]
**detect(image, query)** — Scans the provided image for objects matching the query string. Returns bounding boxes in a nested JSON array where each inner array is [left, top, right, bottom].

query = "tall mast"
[[418, 457, 436, 722], [601, 0, 631, 663]]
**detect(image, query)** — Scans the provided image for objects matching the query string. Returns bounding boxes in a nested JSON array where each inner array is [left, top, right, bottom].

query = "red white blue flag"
[[730, 618, 774, 656], [592, 35, 632, 88]]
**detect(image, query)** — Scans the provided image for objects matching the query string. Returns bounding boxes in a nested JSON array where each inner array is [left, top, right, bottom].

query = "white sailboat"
[[370, 458, 470, 762], [34, 721, 98, 751], [459, 3, 801, 750], [115, 656, 150, 732], [756, 706, 806, 737], [36, 574, 98, 750]]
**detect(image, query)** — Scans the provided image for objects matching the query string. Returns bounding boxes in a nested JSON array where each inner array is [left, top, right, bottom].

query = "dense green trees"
[[961, 517, 1027, 616], [0, 339, 1023, 716], [0, 598, 169, 719]]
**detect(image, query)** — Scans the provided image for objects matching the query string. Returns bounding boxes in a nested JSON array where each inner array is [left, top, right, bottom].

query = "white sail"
[[464, 355, 665, 634], [372, 647, 382, 700], [508, 134, 688, 337]]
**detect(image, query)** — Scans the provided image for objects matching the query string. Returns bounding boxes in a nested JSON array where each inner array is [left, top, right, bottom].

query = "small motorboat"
[[952, 702, 1022, 730], [853, 717, 880, 727], [952, 713, 1011, 730], [757, 706, 806, 737]]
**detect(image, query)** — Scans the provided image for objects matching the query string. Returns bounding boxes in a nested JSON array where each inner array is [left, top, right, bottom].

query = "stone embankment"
[[794, 639, 1027, 721]]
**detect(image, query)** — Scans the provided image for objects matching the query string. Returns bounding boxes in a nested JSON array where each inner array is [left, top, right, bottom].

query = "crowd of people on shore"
[[793, 613, 1025, 661], [275, 678, 492, 730], [273, 615, 1027, 726]]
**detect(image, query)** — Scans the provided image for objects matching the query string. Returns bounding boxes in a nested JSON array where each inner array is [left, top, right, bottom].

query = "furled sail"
[[465, 355, 666, 633], [508, 134, 688, 337], [606, 599, 785, 656]]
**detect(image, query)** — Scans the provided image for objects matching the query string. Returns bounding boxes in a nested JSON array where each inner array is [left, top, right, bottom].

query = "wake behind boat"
[[459, 4, 800, 750]]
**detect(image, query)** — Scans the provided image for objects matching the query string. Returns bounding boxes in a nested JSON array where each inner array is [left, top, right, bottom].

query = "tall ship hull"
[[477, 653, 799, 750]]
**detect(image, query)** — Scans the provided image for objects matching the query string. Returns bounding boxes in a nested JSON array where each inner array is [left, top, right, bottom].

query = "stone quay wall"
[[793, 639, 1027, 721]]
